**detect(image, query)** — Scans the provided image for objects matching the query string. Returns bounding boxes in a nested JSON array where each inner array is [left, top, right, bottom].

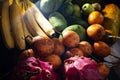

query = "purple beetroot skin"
[[64, 56, 102, 80], [11, 57, 57, 80]]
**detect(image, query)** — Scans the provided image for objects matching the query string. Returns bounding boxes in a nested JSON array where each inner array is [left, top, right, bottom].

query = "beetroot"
[[64, 56, 102, 80], [11, 57, 57, 80]]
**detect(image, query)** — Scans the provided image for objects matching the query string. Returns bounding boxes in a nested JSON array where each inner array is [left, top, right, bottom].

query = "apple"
[[73, 4, 81, 17], [82, 3, 95, 15]]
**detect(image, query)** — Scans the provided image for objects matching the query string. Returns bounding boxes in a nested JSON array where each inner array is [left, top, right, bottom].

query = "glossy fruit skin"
[[88, 11, 104, 24], [48, 12, 67, 32], [93, 41, 111, 57], [87, 24, 105, 41], [82, 3, 95, 15], [60, 24, 86, 41]]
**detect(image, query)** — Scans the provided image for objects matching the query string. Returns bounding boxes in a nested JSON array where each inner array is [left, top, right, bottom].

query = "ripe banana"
[[19, 0, 32, 38], [28, 1, 56, 37], [1, 0, 14, 49], [23, 7, 49, 38], [9, 0, 26, 50]]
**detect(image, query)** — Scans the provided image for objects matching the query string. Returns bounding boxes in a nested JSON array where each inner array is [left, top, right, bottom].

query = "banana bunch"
[[1, 0, 55, 50]]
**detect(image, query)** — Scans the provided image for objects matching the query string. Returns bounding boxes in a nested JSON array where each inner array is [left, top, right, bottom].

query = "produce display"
[[0, 0, 120, 80]]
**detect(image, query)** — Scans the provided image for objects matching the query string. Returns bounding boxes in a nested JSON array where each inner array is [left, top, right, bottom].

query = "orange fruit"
[[87, 24, 105, 41], [88, 11, 104, 24], [93, 41, 111, 57]]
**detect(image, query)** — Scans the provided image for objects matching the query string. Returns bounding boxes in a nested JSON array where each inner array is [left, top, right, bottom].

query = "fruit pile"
[[0, 0, 120, 80]]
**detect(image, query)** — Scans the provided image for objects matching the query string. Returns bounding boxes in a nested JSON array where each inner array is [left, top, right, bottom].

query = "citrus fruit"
[[88, 11, 104, 24]]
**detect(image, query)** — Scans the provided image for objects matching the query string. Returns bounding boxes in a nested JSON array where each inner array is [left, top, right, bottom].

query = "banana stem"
[[25, 35, 33, 45]]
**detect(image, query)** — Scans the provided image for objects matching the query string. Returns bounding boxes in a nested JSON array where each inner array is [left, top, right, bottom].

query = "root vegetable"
[[78, 41, 93, 56], [52, 38, 65, 56], [26, 35, 55, 57], [44, 54, 62, 69], [62, 31, 80, 48], [68, 48, 84, 57], [19, 48, 35, 61]]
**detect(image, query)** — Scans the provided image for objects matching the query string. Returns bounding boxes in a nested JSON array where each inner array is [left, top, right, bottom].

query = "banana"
[[9, 0, 26, 50], [1, 0, 14, 49], [19, 0, 32, 38], [28, 1, 55, 37], [23, 7, 49, 38]]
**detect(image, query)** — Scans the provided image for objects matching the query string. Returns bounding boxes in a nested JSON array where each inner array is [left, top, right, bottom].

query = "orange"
[[93, 41, 111, 57], [88, 11, 104, 24], [87, 24, 105, 41]]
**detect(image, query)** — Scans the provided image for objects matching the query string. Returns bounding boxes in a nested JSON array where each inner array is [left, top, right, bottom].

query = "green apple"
[[82, 3, 95, 14], [73, 4, 81, 17]]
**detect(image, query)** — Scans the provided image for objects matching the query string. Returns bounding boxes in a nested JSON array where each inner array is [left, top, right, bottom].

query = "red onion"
[[64, 56, 102, 80]]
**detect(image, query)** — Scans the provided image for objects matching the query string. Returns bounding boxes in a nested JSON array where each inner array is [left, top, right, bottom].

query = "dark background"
[[0, 0, 120, 80]]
